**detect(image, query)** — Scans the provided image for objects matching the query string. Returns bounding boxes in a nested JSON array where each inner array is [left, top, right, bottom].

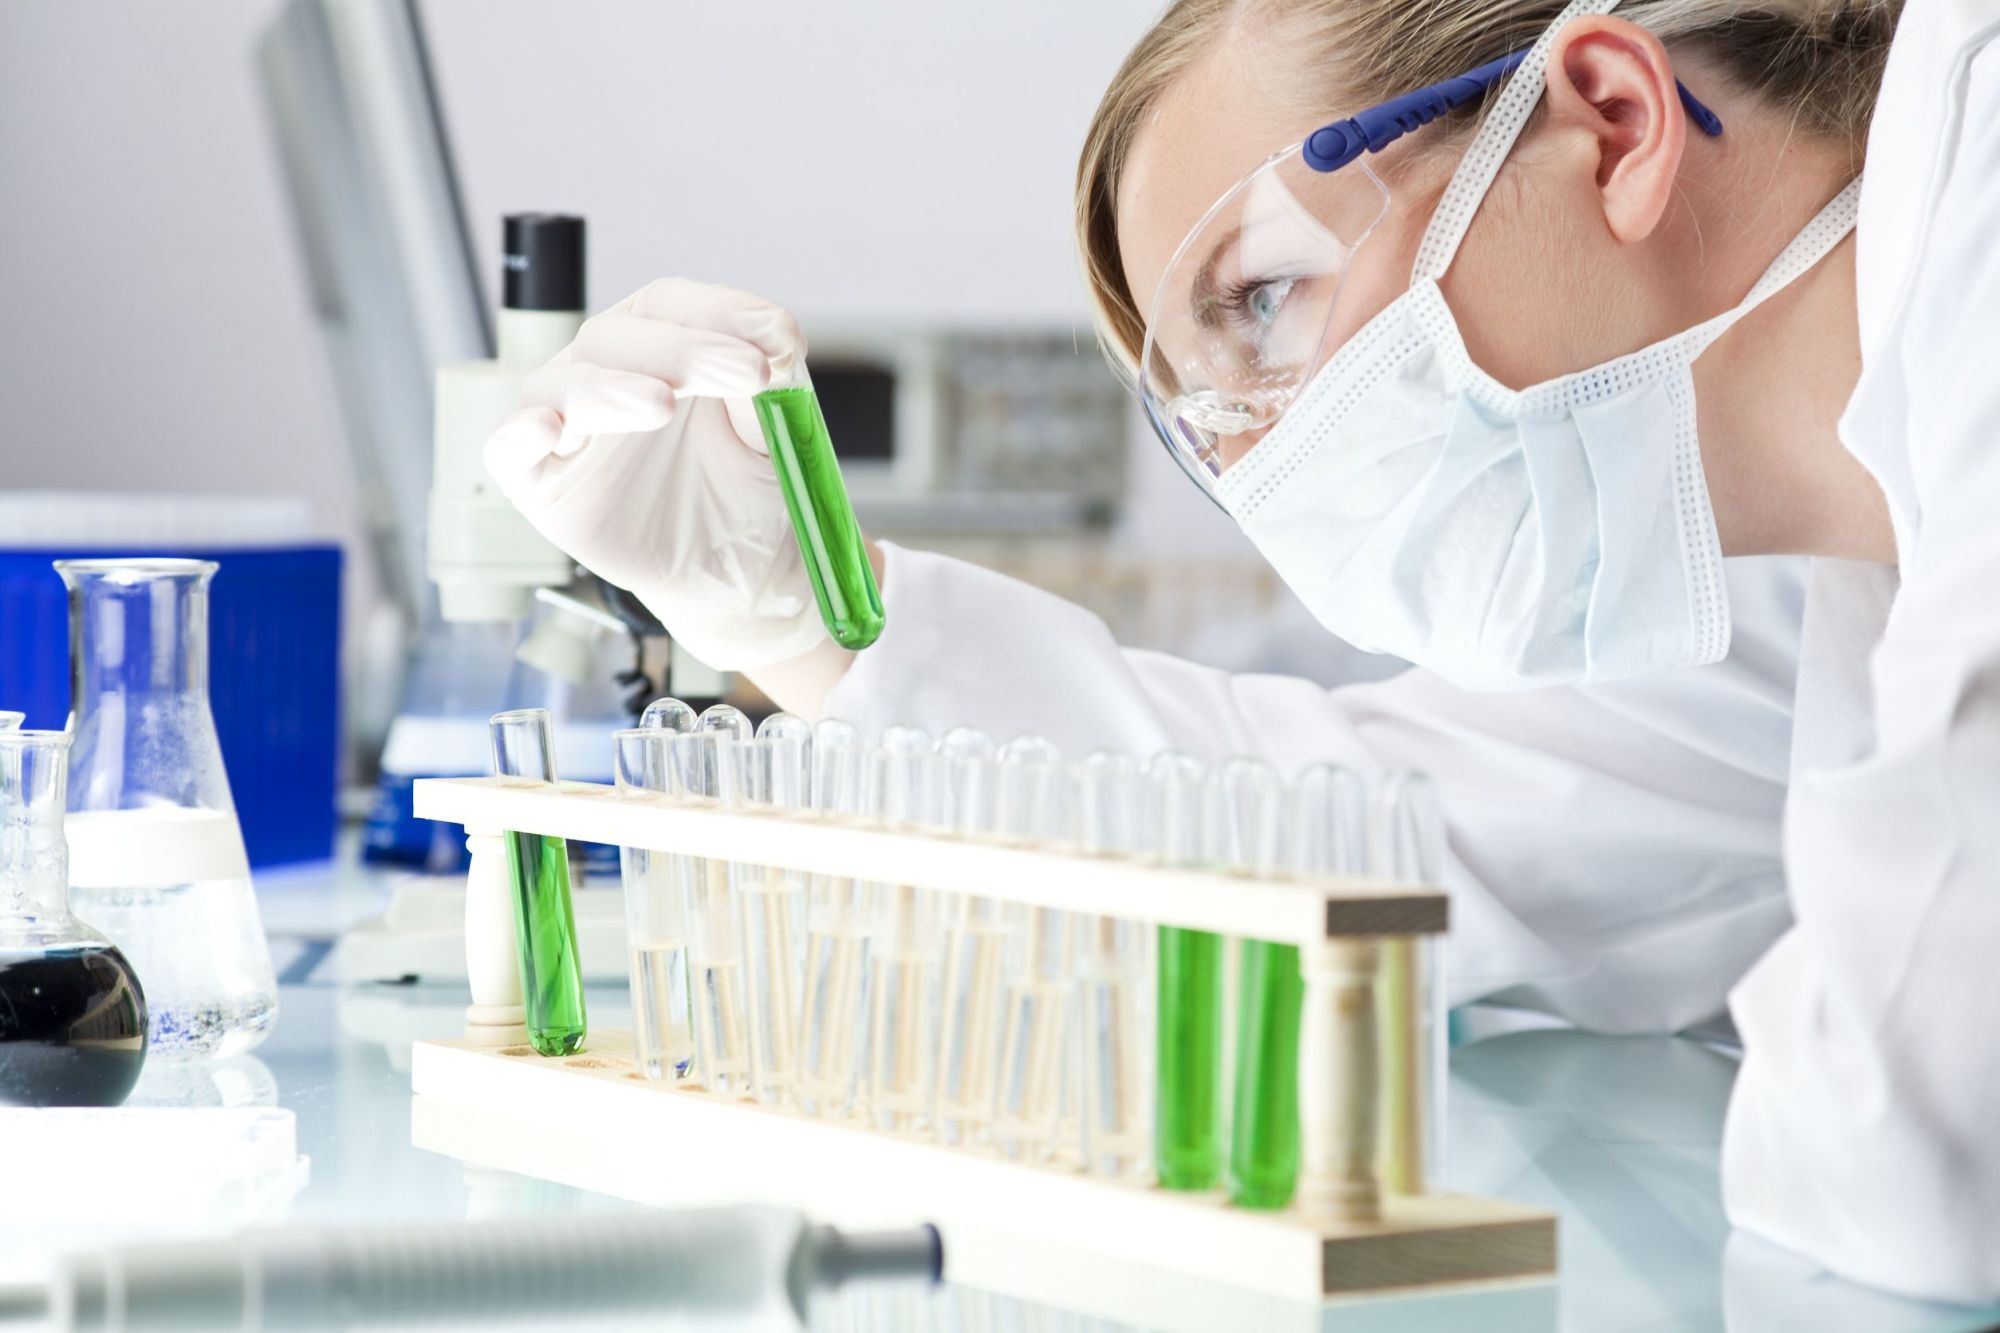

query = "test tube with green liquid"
[[1150, 751, 1225, 1191], [1231, 938, 1301, 1207], [753, 369, 885, 651], [1219, 758, 1298, 1210], [490, 709, 587, 1057]]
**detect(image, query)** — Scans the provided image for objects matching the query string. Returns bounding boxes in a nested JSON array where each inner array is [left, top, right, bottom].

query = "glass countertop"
[[4, 854, 1994, 1333]]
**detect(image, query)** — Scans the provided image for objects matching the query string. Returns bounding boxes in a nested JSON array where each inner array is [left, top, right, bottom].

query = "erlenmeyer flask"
[[57, 559, 278, 1059], [0, 728, 148, 1106]]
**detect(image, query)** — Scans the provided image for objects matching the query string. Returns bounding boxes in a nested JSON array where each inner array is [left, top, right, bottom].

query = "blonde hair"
[[1077, 0, 1900, 375]]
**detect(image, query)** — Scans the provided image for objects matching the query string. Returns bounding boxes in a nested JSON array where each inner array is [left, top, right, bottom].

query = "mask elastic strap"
[[1677, 178, 1862, 358], [1412, 0, 1622, 282]]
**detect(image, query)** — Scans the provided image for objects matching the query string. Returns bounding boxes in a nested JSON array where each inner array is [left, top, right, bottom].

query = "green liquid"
[[505, 830, 587, 1056], [1229, 940, 1302, 1209], [1156, 926, 1225, 1190], [752, 385, 886, 651], [1378, 936, 1421, 1194]]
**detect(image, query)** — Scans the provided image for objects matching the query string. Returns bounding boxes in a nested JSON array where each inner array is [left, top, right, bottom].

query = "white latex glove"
[[483, 278, 825, 672]]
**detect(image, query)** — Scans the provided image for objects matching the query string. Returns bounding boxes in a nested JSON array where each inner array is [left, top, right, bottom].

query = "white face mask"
[[1214, 17, 1861, 692]]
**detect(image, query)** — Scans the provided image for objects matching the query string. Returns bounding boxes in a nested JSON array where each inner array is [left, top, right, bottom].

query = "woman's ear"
[[1543, 16, 1687, 244]]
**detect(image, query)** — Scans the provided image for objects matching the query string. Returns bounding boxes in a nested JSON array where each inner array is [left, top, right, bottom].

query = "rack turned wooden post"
[[462, 825, 527, 1045], [1296, 936, 1382, 1224], [409, 777, 1557, 1304]]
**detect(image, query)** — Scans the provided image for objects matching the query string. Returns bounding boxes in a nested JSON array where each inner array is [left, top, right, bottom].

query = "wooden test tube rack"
[[408, 776, 1555, 1303]]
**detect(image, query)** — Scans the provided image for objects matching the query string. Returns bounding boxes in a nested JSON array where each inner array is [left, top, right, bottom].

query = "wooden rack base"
[[411, 1030, 1554, 1305]]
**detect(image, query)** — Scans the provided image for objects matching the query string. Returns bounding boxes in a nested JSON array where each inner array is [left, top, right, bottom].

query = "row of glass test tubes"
[[490, 700, 1447, 1212]]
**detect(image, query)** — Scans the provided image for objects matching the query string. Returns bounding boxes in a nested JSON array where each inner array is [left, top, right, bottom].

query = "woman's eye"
[[1248, 277, 1295, 325]]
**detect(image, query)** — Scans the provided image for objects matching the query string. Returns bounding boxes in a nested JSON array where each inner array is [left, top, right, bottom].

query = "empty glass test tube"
[[931, 729, 1009, 1148], [991, 739, 1077, 1163], [753, 365, 885, 651], [1075, 750, 1152, 1180], [864, 727, 943, 1136], [1373, 769, 1448, 1195], [614, 726, 695, 1081], [669, 724, 752, 1097], [639, 697, 698, 733], [795, 719, 871, 1120], [1220, 757, 1301, 1210], [1150, 750, 1225, 1191], [490, 708, 587, 1057], [696, 705, 754, 744], [733, 715, 813, 1106]]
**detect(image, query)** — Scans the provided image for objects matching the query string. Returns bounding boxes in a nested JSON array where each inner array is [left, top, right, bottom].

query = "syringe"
[[10, 1204, 940, 1331]]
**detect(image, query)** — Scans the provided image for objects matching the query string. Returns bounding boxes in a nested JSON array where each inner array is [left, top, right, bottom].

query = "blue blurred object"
[[364, 605, 627, 877], [0, 547, 342, 869], [363, 620, 519, 873]]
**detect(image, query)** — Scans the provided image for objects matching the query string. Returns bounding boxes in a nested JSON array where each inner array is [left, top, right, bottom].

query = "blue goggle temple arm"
[[1302, 45, 1723, 173]]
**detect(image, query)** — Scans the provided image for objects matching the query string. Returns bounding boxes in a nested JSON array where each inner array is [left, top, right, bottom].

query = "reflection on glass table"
[[10, 899, 1997, 1333]]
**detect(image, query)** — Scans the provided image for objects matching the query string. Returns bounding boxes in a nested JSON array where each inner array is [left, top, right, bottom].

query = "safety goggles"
[[1135, 44, 1723, 497]]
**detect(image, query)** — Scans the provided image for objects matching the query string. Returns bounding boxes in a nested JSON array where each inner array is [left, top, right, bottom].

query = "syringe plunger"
[[40, 1205, 939, 1331]]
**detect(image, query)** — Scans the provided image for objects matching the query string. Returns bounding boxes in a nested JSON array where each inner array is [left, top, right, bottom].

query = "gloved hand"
[[483, 278, 826, 672]]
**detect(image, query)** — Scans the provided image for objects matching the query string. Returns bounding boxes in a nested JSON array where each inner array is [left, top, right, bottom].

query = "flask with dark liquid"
[[0, 725, 147, 1106]]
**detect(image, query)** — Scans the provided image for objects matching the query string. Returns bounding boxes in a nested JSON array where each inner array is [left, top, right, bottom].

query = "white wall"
[[417, 0, 1257, 561], [427, 0, 1160, 326], [0, 2, 355, 556], [420, 0, 1348, 682], [0, 0, 1271, 679]]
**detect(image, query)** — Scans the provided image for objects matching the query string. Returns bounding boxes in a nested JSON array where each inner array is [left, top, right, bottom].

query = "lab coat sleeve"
[[832, 541, 1802, 1033], [1722, 44, 2000, 1304]]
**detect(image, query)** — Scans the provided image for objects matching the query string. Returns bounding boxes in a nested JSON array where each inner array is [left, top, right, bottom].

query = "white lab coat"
[[831, 545, 1806, 1031], [825, 0, 2000, 1302], [1722, 0, 2000, 1305]]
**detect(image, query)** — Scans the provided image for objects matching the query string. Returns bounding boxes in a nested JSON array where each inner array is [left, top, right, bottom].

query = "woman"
[[484, 0, 1999, 1301]]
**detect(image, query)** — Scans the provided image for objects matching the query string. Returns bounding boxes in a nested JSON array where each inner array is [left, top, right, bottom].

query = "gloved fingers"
[[627, 277, 807, 373], [519, 360, 676, 441], [572, 311, 772, 398], [483, 406, 564, 497], [723, 397, 770, 455]]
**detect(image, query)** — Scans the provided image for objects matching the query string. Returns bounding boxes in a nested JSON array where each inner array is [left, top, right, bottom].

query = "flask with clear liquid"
[[57, 559, 278, 1059]]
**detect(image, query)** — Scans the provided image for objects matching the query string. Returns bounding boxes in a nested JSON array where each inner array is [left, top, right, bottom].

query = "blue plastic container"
[[0, 547, 343, 868]]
